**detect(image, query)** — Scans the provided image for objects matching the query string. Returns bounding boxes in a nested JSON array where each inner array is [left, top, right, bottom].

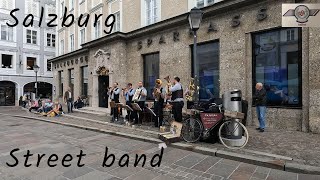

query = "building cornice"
[[49, 48, 89, 63]]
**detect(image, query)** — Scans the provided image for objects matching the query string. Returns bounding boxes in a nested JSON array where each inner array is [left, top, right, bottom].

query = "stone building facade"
[[50, 0, 320, 133]]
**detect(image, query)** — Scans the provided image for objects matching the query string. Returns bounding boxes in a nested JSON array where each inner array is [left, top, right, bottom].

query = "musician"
[[133, 81, 147, 124], [169, 77, 184, 122], [123, 83, 135, 121], [153, 79, 166, 128], [109, 82, 121, 121]]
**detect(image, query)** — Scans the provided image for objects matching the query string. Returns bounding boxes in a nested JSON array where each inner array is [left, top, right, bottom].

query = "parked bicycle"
[[181, 100, 249, 149]]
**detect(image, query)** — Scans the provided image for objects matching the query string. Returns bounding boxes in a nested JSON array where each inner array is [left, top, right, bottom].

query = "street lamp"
[[188, 7, 203, 102], [33, 65, 40, 99]]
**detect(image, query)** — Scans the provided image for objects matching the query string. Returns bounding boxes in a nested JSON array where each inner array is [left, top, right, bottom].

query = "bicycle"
[[181, 101, 249, 149]]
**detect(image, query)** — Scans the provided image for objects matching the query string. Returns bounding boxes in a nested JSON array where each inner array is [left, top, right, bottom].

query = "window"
[[59, 71, 63, 97], [80, 28, 85, 45], [47, 33, 55, 47], [60, 40, 64, 55], [196, 0, 217, 8], [191, 41, 220, 101], [26, 29, 37, 44], [26, 57, 36, 70], [252, 28, 302, 107], [1, 54, 13, 68], [25, 0, 39, 16], [47, 60, 51, 71], [69, 69, 74, 93], [94, 20, 101, 39], [70, 34, 75, 51], [0, 0, 14, 9], [287, 29, 295, 41], [145, 0, 158, 25], [69, 0, 74, 10], [113, 12, 120, 32], [1, 25, 13, 41], [143, 53, 160, 100], [82, 66, 88, 97]]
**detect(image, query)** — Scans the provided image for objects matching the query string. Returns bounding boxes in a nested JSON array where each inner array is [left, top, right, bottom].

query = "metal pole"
[[35, 72, 38, 99], [193, 30, 199, 102]]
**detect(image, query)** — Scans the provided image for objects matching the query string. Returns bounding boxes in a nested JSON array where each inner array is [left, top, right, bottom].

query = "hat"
[[155, 79, 162, 85]]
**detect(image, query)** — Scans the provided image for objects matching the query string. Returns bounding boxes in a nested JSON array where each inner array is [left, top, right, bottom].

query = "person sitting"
[[28, 100, 39, 112], [46, 102, 63, 117], [44, 100, 54, 113], [74, 96, 84, 109]]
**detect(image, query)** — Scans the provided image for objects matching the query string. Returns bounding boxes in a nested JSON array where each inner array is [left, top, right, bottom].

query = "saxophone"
[[186, 78, 195, 101], [164, 75, 171, 96]]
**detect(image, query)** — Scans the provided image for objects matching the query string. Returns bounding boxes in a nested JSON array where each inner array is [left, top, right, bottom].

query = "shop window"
[[59, 71, 63, 97], [26, 57, 36, 70], [252, 28, 302, 107], [191, 41, 220, 101], [143, 53, 159, 100], [1, 54, 13, 68], [69, 68, 74, 92], [81, 66, 88, 97]]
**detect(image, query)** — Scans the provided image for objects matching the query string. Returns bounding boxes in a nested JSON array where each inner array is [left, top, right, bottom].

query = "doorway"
[[0, 81, 15, 106], [98, 76, 109, 108]]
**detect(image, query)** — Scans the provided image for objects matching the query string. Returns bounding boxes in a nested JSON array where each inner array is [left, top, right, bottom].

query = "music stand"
[[132, 103, 142, 124], [124, 105, 134, 122], [109, 101, 116, 122]]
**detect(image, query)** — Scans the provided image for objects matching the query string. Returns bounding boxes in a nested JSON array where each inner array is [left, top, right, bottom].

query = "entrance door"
[[0, 81, 15, 106], [98, 76, 109, 108]]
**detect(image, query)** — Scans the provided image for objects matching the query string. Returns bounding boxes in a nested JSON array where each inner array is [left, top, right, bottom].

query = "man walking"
[[64, 87, 73, 113], [253, 83, 267, 132]]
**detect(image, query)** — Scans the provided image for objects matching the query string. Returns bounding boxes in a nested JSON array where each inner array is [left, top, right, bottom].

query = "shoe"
[[259, 129, 265, 132], [256, 127, 261, 130]]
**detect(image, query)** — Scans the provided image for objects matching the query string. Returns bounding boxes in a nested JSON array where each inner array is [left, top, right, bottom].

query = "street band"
[[108, 77, 184, 128]]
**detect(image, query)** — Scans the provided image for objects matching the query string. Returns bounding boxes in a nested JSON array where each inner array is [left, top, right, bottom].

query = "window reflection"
[[253, 28, 301, 107]]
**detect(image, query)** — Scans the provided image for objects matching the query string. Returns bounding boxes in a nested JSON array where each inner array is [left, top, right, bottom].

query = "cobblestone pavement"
[[1, 107, 320, 168], [0, 112, 319, 180]]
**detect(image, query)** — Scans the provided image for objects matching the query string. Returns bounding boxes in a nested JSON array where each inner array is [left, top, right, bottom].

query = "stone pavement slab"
[[0, 107, 320, 180]]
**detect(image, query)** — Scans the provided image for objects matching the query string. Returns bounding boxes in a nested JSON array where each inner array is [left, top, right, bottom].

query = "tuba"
[[164, 75, 172, 96], [186, 78, 195, 101], [153, 79, 162, 100]]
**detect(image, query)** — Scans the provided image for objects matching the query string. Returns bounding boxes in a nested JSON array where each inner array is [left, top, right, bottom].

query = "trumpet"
[[164, 75, 172, 96]]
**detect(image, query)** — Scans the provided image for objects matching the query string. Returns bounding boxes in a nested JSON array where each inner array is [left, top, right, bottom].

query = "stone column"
[[91, 74, 99, 107], [73, 67, 81, 99]]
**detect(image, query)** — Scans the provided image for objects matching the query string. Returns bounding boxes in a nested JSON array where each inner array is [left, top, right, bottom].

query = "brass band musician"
[[109, 82, 121, 121], [133, 81, 147, 124], [168, 77, 184, 122], [153, 79, 166, 128], [123, 83, 135, 122]]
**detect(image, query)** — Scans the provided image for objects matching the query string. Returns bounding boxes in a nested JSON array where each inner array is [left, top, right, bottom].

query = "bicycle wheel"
[[181, 117, 203, 143], [218, 120, 249, 149]]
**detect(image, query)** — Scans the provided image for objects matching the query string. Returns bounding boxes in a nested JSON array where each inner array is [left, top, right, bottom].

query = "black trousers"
[[111, 100, 120, 120], [126, 101, 134, 122], [154, 101, 164, 127], [172, 101, 184, 122], [133, 101, 145, 124]]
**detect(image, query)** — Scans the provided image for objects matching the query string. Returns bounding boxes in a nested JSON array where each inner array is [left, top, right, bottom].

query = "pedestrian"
[[253, 82, 267, 132], [64, 87, 73, 113]]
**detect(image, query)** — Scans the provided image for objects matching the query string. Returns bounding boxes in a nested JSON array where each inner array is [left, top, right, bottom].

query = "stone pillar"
[[74, 67, 81, 99], [308, 27, 320, 133], [92, 74, 99, 107]]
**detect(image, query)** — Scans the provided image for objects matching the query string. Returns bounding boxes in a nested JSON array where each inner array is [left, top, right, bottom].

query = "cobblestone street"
[[0, 107, 319, 180]]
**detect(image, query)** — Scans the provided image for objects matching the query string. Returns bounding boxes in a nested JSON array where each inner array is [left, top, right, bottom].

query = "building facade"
[[51, 0, 320, 133], [0, 0, 56, 106]]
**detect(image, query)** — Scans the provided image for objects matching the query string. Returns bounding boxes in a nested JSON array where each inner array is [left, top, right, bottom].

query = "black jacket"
[[253, 88, 267, 106]]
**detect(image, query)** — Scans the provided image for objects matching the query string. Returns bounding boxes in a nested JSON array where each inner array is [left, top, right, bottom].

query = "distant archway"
[[23, 82, 53, 99], [0, 81, 16, 106]]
